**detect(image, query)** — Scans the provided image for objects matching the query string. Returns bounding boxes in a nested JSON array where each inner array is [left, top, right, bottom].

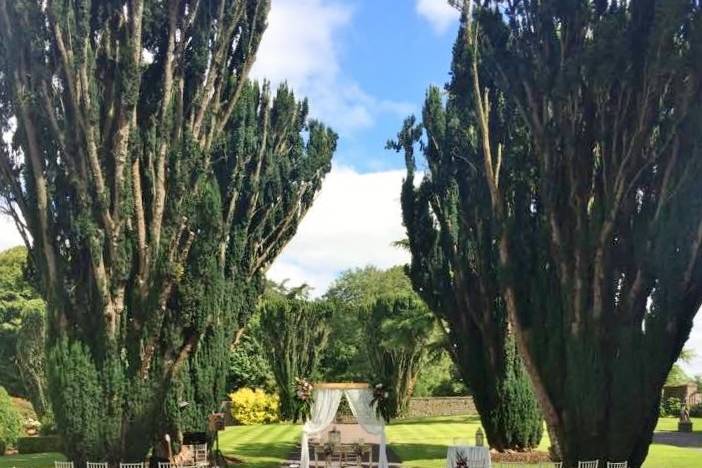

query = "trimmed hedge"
[[17, 435, 64, 454]]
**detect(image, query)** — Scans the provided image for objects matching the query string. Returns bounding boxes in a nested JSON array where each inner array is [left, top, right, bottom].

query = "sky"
[[1, 0, 701, 375]]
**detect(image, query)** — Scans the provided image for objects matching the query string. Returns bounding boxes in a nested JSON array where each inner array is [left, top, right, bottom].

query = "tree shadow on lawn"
[[652, 430, 702, 449]]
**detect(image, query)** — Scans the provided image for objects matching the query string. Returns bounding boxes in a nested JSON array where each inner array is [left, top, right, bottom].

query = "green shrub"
[[229, 388, 280, 425], [0, 386, 23, 452], [663, 397, 683, 417], [17, 435, 64, 454], [690, 403, 702, 418]]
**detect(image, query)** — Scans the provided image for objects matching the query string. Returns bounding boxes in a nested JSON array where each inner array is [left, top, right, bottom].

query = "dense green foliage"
[[259, 297, 333, 421], [0, 1, 335, 463], [392, 12, 543, 451], [472, 1, 702, 465], [0, 386, 23, 453], [16, 436, 64, 455], [398, 1, 702, 465], [319, 266, 464, 399], [0, 247, 48, 418], [321, 266, 414, 381], [228, 388, 280, 425], [227, 312, 275, 392], [366, 294, 435, 418]]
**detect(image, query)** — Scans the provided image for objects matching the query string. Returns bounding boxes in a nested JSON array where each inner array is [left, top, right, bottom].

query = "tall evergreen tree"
[[0, 1, 336, 463], [390, 11, 543, 451], [405, 1, 702, 465], [259, 296, 332, 421], [365, 294, 435, 419]]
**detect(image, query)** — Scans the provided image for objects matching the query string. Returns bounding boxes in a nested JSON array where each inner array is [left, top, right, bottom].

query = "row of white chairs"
[[56, 463, 202, 468], [495, 462, 627, 468]]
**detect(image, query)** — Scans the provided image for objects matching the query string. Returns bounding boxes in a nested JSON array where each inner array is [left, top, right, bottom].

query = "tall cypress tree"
[[468, 1, 702, 465], [390, 12, 543, 452], [0, 1, 336, 463], [259, 296, 332, 421]]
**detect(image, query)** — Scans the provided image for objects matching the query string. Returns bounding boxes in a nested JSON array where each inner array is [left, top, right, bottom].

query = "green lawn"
[[218, 422, 301, 468], [1, 417, 699, 468], [388, 416, 702, 468], [0, 452, 65, 468]]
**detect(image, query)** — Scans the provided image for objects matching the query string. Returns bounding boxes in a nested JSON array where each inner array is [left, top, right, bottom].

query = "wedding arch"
[[299, 382, 389, 468]]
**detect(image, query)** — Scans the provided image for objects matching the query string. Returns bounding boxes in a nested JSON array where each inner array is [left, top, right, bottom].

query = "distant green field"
[[1, 416, 699, 468]]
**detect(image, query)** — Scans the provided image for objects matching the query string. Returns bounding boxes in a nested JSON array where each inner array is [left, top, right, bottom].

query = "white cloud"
[[267, 165, 410, 295], [251, 0, 414, 135], [0, 215, 24, 251], [416, 0, 460, 35]]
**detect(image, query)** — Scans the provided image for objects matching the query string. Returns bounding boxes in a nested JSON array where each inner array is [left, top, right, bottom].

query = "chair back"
[[578, 461, 599, 468], [55, 462, 74, 468], [193, 443, 208, 464], [157, 463, 172, 468], [607, 463, 627, 468], [120, 463, 144, 468], [86, 462, 108, 468]]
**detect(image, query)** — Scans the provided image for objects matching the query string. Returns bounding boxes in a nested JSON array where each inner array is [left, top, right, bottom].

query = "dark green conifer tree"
[[468, 1, 702, 465], [390, 10, 543, 451], [0, 1, 336, 463], [259, 296, 332, 421], [365, 294, 435, 419], [398, 1, 702, 465]]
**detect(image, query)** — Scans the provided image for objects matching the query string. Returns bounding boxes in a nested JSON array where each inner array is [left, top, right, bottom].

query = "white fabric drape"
[[300, 389, 343, 468], [299, 388, 389, 468], [344, 389, 389, 468]]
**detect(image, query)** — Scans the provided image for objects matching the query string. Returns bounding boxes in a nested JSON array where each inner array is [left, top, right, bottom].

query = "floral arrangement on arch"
[[294, 377, 314, 421], [370, 382, 392, 423]]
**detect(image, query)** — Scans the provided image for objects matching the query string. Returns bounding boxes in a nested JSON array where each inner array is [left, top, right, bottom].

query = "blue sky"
[[251, 0, 460, 172], [0, 0, 700, 374]]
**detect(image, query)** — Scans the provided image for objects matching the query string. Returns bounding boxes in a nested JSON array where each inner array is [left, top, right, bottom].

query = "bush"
[[0, 386, 23, 452], [17, 435, 64, 454], [229, 388, 280, 425], [690, 403, 702, 418], [663, 397, 683, 417]]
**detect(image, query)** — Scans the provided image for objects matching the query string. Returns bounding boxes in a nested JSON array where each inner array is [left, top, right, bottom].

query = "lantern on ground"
[[475, 427, 484, 447]]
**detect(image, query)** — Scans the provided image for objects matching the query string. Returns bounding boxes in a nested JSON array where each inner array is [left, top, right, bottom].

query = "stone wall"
[[405, 396, 476, 418], [222, 395, 478, 425]]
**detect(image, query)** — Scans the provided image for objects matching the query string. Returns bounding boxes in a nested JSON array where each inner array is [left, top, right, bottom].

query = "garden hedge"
[[17, 435, 64, 454]]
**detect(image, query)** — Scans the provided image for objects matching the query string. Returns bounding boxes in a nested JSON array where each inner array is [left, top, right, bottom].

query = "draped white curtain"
[[345, 389, 388, 468], [301, 389, 343, 468], [299, 388, 388, 468]]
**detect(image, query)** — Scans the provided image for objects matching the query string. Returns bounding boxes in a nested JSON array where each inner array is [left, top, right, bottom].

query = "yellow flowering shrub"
[[229, 388, 280, 425]]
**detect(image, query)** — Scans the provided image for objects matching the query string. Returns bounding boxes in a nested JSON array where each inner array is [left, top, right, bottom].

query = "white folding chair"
[[55, 462, 74, 468], [120, 463, 145, 468], [157, 463, 172, 468], [193, 443, 208, 466], [607, 463, 627, 468], [578, 461, 599, 468], [87, 463, 108, 468]]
